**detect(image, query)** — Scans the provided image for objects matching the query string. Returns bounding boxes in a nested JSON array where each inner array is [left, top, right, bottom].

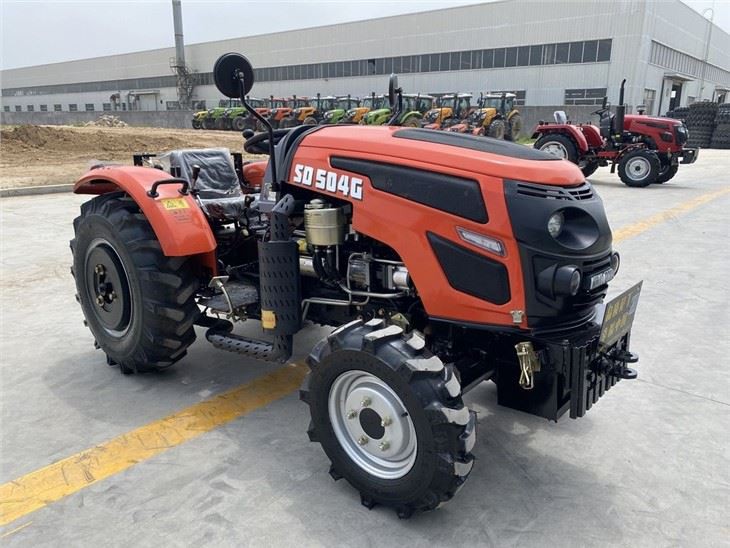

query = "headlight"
[[547, 212, 564, 238], [324, 111, 333, 119], [610, 252, 620, 276]]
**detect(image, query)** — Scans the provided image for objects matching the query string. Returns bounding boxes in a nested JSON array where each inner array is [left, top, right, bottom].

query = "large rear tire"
[[70, 193, 199, 373], [301, 319, 476, 518], [232, 116, 246, 131], [535, 133, 578, 163], [618, 149, 660, 187]]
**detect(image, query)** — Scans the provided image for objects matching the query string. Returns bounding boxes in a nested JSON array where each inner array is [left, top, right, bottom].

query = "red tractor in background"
[[533, 80, 698, 187]]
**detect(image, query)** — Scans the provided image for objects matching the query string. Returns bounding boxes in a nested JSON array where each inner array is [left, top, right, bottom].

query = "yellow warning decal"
[[161, 198, 189, 210], [261, 310, 276, 329]]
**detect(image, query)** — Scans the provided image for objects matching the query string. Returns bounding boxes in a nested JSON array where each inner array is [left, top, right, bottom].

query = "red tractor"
[[70, 54, 644, 517], [533, 80, 698, 187]]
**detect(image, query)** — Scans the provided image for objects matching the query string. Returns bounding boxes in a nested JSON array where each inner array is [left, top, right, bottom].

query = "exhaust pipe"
[[614, 78, 626, 135]]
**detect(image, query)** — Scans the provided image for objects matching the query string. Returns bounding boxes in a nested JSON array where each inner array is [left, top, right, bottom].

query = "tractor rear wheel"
[[535, 133, 578, 163], [506, 114, 523, 141], [301, 319, 476, 518], [487, 119, 506, 139], [401, 116, 420, 127], [618, 149, 660, 187], [70, 192, 199, 374]]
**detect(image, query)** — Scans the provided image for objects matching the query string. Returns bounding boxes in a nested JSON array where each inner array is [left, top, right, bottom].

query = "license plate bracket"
[[599, 281, 643, 348]]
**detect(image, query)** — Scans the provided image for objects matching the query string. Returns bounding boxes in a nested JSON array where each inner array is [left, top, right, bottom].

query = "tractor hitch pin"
[[515, 341, 540, 390]]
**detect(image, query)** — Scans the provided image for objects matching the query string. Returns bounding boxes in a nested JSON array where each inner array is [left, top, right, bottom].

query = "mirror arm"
[[237, 74, 278, 188]]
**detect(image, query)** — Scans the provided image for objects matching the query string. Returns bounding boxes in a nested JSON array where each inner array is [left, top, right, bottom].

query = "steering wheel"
[[243, 128, 291, 155]]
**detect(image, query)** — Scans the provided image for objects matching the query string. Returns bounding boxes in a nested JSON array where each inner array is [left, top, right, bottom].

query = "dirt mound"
[[1, 124, 192, 156], [84, 115, 128, 127]]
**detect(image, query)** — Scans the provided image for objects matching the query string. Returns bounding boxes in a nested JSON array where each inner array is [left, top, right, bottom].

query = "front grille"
[[515, 181, 594, 201], [570, 252, 612, 309]]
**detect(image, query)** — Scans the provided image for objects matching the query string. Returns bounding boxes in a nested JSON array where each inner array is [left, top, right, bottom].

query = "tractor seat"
[[158, 148, 246, 221]]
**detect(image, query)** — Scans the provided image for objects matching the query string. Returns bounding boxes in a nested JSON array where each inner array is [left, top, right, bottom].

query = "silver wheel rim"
[[328, 370, 417, 480], [627, 156, 650, 180], [541, 141, 568, 159]]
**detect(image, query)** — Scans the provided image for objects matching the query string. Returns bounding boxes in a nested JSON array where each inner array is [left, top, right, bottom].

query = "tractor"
[[533, 80, 698, 186], [341, 94, 383, 124], [421, 93, 472, 130], [224, 97, 268, 132], [470, 92, 523, 141], [265, 96, 297, 129], [281, 95, 340, 127], [321, 96, 359, 125], [191, 108, 208, 130], [361, 93, 433, 126], [70, 53, 644, 518]]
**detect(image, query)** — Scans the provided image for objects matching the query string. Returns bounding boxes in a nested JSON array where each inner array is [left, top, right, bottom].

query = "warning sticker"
[[161, 198, 189, 210]]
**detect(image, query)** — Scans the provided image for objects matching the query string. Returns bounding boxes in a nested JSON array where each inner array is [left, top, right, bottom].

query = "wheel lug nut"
[[109, 291, 116, 301], [381, 416, 392, 427], [361, 397, 371, 408], [357, 435, 369, 445], [379, 441, 390, 451], [96, 295, 105, 306], [347, 410, 357, 420], [94, 264, 105, 275]]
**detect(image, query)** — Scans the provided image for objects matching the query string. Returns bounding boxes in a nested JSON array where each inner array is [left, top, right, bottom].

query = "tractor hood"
[[292, 126, 583, 186], [623, 114, 682, 132]]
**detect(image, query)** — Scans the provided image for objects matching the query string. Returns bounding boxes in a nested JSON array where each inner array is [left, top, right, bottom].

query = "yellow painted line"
[[613, 187, 730, 243], [1, 521, 32, 538], [1, 186, 729, 528], [0, 362, 307, 527]]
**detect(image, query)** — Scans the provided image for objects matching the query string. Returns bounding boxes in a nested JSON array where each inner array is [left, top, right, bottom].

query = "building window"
[[564, 88, 607, 105], [27, 105, 34, 111], [166, 101, 180, 110], [597, 39, 612, 62], [493, 48, 506, 68], [3, 106, 9, 112], [191, 100, 206, 110], [40, 104, 48, 111], [568, 42, 583, 64], [54, 104, 62, 111], [15, 105, 21, 111], [517, 46, 530, 66], [69, 104, 78, 112], [643, 89, 656, 115], [102, 103, 111, 111], [85, 103, 94, 111], [555, 42, 570, 64], [505, 47, 517, 67]]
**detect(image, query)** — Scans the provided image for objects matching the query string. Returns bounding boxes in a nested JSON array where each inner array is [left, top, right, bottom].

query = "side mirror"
[[213, 53, 255, 98], [388, 74, 399, 109], [602, 96, 608, 110]]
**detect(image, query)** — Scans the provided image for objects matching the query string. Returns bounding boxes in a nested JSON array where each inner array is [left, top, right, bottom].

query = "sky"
[[1, 0, 728, 71]]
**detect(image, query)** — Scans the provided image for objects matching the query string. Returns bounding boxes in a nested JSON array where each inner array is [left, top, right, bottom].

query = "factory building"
[[2, 0, 729, 117]]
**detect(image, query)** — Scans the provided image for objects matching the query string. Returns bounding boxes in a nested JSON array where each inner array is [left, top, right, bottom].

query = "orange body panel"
[[74, 166, 217, 268], [287, 126, 584, 328], [243, 160, 267, 189]]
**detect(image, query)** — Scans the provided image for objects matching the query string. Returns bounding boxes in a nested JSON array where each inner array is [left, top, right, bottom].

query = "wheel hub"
[[627, 157, 650, 179], [329, 370, 417, 479], [84, 239, 132, 336], [541, 142, 568, 159]]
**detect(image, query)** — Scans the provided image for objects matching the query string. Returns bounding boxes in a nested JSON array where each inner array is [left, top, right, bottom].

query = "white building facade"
[[2, 0, 729, 116]]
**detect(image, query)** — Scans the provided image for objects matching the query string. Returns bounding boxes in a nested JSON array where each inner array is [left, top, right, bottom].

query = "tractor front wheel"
[[487, 119, 506, 139], [618, 149, 660, 187], [303, 116, 318, 125], [191, 119, 202, 130], [70, 193, 199, 373], [655, 161, 679, 184], [232, 116, 247, 131], [301, 319, 476, 518]]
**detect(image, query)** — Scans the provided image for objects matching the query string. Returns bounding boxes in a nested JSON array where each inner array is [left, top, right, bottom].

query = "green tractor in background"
[[321, 95, 359, 124], [223, 97, 268, 131], [212, 99, 242, 130], [340, 94, 384, 124], [361, 93, 434, 126]]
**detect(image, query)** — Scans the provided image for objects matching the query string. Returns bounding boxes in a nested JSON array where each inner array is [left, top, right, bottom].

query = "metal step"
[[204, 280, 259, 314]]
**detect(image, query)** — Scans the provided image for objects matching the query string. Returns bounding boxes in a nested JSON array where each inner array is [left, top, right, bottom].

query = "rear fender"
[[74, 166, 217, 269], [532, 124, 589, 153]]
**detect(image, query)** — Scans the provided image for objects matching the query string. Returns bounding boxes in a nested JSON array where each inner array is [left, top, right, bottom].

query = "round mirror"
[[213, 53, 255, 99], [388, 74, 399, 109]]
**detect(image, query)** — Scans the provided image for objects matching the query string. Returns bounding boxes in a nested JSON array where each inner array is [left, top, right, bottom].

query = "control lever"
[[190, 164, 201, 194]]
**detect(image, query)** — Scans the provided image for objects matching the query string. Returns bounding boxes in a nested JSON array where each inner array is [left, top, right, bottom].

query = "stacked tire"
[[710, 104, 730, 149], [686, 101, 718, 148], [665, 106, 689, 123]]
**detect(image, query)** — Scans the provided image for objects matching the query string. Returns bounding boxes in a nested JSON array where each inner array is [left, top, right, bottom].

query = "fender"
[[532, 124, 590, 153], [74, 165, 217, 263]]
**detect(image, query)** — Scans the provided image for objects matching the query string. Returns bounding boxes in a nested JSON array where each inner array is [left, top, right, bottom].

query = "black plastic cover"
[[427, 232, 510, 304], [393, 128, 559, 161], [257, 240, 301, 335], [331, 157, 487, 223]]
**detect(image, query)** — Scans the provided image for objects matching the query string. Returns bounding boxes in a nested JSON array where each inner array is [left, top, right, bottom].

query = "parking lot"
[[1, 151, 729, 546]]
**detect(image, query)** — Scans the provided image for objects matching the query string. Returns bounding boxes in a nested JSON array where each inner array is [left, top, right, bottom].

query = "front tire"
[[301, 319, 476, 518], [70, 193, 199, 373], [191, 119, 202, 130], [487, 119, 506, 139], [618, 149, 660, 187], [655, 161, 679, 184], [232, 116, 246, 131]]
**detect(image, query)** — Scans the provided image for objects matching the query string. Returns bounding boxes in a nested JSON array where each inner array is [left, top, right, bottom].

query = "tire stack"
[[710, 104, 730, 149], [665, 106, 689, 123], [686, 101, 718, 148]]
